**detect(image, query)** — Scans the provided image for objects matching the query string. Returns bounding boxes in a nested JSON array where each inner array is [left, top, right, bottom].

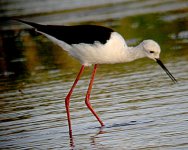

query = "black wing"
[[16, 19, 114, 45]]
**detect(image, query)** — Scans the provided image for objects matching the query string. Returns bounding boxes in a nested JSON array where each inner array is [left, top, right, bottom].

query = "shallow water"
[[1, 0, 188, 149]]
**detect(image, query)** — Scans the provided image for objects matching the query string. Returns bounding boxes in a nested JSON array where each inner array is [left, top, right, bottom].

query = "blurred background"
[[0, 0, 188, 149]]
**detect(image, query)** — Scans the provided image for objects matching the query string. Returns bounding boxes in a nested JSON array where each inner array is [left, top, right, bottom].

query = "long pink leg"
[[85, 64, 104, 126], [65, 65, 85, 137]]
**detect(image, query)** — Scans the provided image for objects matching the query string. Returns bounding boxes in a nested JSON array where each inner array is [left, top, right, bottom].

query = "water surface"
[[0, 0, 188, 149]]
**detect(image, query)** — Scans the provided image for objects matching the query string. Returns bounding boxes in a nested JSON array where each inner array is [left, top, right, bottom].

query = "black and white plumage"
[[16, 20, 131, 66], [16, 19, 177, 138]]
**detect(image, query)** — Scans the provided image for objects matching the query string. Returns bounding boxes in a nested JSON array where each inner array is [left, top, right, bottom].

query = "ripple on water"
[[1, 0, 188, 149]]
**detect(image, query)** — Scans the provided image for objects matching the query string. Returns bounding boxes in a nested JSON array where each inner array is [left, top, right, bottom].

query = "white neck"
[[124, 44, 146, 62]]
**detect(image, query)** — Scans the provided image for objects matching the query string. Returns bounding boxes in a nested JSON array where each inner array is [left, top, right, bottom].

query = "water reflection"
[[90, 126, 106, 149], [1, 0, 188, 149], [90, 120, 154, 149]]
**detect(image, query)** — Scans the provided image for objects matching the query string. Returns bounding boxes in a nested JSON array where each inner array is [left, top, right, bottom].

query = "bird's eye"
[[149, 51, 154, 53]]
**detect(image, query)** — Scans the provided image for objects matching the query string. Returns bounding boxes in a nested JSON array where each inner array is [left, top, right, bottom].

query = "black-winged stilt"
[[15, 19, 177, 137]]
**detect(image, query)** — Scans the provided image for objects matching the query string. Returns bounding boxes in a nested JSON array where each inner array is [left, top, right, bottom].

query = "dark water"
[[0, 0, 188, 149]]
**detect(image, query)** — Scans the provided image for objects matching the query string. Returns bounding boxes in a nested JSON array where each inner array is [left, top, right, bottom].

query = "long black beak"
[[155, 59, 177, 83]]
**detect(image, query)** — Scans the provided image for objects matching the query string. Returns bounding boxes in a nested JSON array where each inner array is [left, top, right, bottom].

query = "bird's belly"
[[71, 45, 126, 65], [69, 43, 125, 66]]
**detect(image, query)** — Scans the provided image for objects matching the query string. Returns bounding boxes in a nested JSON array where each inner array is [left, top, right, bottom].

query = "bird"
[[15, 19, 177, 138]]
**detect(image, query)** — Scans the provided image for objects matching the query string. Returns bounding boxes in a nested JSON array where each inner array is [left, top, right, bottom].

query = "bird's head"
[[142, 40, 161, 60], [141, 40, 177, 83]]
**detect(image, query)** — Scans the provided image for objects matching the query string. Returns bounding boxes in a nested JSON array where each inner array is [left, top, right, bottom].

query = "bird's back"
[[40, 25, 113, 45]]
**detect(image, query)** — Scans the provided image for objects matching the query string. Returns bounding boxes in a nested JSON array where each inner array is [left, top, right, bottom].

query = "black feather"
[[15, 19, 114, 45]]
